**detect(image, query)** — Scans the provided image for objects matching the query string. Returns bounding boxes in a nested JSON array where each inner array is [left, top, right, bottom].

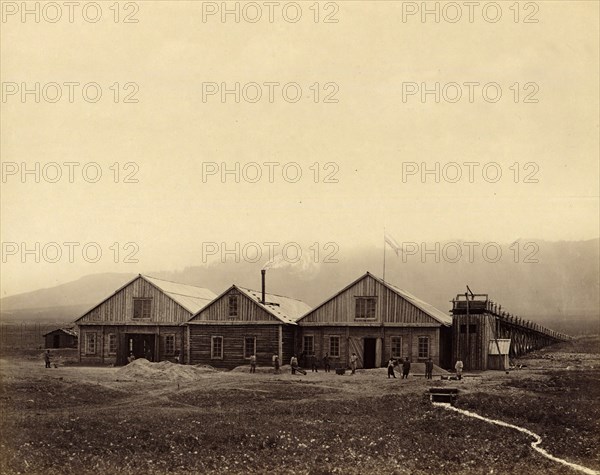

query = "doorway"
[[53, 334, 60, 348], [126, 334, 156, 361], [363, 338, 377, 369]]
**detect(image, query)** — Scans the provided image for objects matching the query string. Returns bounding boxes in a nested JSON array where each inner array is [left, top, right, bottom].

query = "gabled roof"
[[43, 327, 78, 337], [142, 275, 216, 314], [380, 277, 452, 326], [191, 285, 312, 324], [297, 272, 452, 326], [74, 274, 216, 322]]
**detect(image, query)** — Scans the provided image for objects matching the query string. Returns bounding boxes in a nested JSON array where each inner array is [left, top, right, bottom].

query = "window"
[[355, 297, 376, 319], [329, 336, 340, 357], [165, 335, 175, 355], [244, 337, 256, 359], [469, 324, 477, 334], [211, 336, 223, 359], [108, 334, 117, 355], [133, 298, 152, 319], [303, 335, 314, 356], [85, 333, 96, 355], [460, 324, 467, 334], [391, 336, 402, 359], [418, 336, 430, 359], [228, 295, 238, 318]]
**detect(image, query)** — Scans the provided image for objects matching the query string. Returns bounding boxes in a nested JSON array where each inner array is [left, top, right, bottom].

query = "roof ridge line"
[[240, 286, 306, 302], [142, 274, 211, 290], [163, 290, 214, 300]]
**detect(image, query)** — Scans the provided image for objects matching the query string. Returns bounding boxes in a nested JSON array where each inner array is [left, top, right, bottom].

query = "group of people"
[[386, 358, 464, 380], [247, 353, 341, 375], [248, 353, 447, 379], [386, 357, 435, 379]]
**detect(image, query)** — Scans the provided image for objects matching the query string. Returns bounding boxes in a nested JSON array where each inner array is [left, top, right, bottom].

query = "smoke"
[[262, 252, 320, 277]]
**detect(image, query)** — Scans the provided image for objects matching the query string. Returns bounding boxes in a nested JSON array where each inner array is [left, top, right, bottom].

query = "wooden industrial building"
[[43, 327, 78, 349], [73, 271, 568, 371], [296, 272, 453, 369], [187, 270, 311, 369], [75, 274, 216, 365]]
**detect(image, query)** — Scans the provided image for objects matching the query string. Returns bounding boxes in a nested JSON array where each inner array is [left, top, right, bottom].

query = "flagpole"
[[382, 229, 386, 282]]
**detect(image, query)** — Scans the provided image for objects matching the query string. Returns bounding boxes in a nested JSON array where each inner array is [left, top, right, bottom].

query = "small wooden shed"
[[43, 328, 78, 349], [487, 339, 511, 370]]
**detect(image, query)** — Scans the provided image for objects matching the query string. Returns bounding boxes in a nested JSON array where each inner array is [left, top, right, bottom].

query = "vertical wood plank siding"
[[452, 314, 495, 370], [78, 277, 192, 324], [298, 275, 448, 368], [300, 275, 442, 325], [192, 289, 278, 323]]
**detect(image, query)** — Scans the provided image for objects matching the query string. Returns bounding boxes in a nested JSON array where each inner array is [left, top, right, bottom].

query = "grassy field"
[[0, 337, 598, 475]]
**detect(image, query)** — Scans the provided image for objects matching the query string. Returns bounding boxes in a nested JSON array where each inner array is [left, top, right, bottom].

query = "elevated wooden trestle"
[[451, 293, 570, 370]]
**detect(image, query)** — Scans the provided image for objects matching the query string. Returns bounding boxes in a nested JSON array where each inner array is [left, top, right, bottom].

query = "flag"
[[384, 232, 403, 257]]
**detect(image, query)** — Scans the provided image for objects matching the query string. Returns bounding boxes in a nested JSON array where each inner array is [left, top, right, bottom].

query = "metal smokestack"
[[261, 269, 266, 304]]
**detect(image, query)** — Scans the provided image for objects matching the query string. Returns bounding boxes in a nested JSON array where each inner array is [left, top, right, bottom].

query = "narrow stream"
[[432, 402, 599, 475]]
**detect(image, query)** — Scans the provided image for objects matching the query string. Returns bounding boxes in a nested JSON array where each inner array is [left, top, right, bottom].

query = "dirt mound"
[[116, 358, 216, 381]]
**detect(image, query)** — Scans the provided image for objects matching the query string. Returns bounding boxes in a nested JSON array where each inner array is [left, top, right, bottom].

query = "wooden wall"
[[301, 274, 444, 325], [78, 325, 185, 365], [451, 314, 495, 370], [188, 324, 287, 369], [44, 332, 77, 349], [77, 277, 193, 325], [192, 288, 278, 323], [297, 326, 441, 368], [282, 326, 295, 365]]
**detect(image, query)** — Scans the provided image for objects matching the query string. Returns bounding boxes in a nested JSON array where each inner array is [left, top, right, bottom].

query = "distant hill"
[[0, 273, 136, 317], [1, 240, 598, 335]]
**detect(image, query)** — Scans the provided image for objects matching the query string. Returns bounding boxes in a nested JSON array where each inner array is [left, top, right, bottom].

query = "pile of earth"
[[115, 358, 216, 381]]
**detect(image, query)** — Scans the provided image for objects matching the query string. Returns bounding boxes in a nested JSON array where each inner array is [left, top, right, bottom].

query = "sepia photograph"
[[1, 1, 599, 474]]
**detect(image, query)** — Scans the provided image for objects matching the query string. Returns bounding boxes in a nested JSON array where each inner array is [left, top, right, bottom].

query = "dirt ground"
[[0, 337, 598, 475]]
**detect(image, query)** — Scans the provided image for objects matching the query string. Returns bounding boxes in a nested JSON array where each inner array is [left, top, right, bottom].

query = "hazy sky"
[[1, 1, 598, 297]]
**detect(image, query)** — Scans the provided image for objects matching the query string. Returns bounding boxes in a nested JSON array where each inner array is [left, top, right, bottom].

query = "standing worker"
[[323, 353, 330, 373], [310, 354, 319, 372], [350, 352, 358, 374], [425, 357, 434, 380], [401, 357, 411, 379], [44, 350, 51, 368], [250, 354, 257, 373], [455, 359, 464, 380], [387, 358, 397, 378], [290, 355, 298, 375]]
